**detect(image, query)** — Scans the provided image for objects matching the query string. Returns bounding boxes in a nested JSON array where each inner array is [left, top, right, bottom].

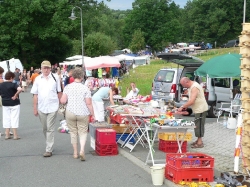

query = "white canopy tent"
[[65, 55, 90, 61]]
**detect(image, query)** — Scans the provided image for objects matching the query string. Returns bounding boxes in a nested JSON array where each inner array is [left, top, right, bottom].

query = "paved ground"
[[0, 87, 244, 187]]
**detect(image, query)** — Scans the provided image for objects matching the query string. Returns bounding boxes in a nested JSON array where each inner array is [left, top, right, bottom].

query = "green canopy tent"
[[194, 53, 241, 78]]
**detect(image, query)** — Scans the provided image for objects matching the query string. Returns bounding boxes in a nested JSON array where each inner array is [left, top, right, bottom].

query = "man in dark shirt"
[[29, 67, 34, 77], [13, 68, 21, 86]]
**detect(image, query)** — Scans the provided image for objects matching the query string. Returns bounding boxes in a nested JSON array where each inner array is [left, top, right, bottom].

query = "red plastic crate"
[[165, 165, 214, 183], [159, 140, 187, 153], [109, 110, 127, 124], [166, 153, 214, 169], [96, 128, 116, 144], [95, 141, 118, 156]]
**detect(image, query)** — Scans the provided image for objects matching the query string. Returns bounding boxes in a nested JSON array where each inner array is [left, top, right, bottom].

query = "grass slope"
[[119, 47, 240, 97]]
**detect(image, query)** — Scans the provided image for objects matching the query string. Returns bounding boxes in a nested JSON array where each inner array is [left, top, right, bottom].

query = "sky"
[[99, 0, 188, 10]]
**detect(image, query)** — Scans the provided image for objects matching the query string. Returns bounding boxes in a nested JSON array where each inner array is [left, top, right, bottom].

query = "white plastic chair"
[[217, 93, 242, 123]]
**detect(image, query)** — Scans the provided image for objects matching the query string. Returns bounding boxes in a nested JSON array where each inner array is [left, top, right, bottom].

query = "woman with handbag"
[[60, 68, 95, 161]]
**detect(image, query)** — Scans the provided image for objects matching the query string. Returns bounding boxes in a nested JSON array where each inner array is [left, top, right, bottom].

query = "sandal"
[[191, 143, 204, 148], [191, 140, 198, 146], [5, 136, 12, 140], [73, 154, 78, 159], [79, 153, 85, 161], [13, 137, 21, 140], [191, 140, 203, 146]]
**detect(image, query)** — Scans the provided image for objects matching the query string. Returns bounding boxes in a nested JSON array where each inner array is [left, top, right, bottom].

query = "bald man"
[[177, 77, 208, 148]]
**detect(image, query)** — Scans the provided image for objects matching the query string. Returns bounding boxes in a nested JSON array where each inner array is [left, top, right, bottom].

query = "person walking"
[[177, 77, 208, 148], [0, 66, 4, 137], [21, 69, 28, 92], [30, 69, 40, 85], [60, 69, 95, 161], [0, 71, 22, 140], [30, 60, 62, 157], [13, 68, 21, 86]]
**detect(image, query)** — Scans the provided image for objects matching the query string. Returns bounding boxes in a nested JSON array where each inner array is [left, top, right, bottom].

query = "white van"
[[156, 53, 236, 118], [0, 58, 23, 74]]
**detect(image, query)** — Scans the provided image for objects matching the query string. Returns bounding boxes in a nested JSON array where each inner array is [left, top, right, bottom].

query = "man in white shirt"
[[30, 60, 62, 157], [125, 82, 139, 99]]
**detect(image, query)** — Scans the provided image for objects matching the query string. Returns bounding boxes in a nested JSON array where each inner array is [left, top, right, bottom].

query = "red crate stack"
[[165, 153, 214, 183], [96, 128, 116, 144], [95, 128, 118, 156], [165, 165, 214, 183], [159, 140, 187, 153], [95, 141, 118, 156]]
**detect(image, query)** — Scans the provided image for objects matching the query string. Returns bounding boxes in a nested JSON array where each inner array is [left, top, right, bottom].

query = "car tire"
[[207, 102, 218, 118]]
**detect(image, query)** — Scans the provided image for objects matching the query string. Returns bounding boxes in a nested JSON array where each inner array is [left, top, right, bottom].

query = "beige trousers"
[[65, 110, 88, 144], [38, 110, 57, 152]]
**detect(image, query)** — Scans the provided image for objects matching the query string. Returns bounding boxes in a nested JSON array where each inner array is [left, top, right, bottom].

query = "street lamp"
[[69, 6, 85, 75]]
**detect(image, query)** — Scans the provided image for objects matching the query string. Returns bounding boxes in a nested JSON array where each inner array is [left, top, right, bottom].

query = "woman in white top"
[[125, 82, 139, 99], [60, 69, 95, 161]]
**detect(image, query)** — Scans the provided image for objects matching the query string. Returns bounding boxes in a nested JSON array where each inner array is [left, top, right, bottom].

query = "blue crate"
[[116, 133, 136, 144]]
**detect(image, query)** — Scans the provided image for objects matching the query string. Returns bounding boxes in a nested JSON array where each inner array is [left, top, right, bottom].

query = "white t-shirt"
[[125, 88, 139, 99]]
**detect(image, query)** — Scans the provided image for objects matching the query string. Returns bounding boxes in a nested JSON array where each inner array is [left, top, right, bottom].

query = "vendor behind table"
[[125, 82, 139, 99], [92, 86, 119, 122]]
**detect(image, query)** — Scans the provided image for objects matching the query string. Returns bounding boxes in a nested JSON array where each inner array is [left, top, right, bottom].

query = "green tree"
[[123, 0, 182, 51], [181, 0, 248, 46], [84, 32, 117, 57], [129, 29, 145, 53], [0, 0, 107, 67]]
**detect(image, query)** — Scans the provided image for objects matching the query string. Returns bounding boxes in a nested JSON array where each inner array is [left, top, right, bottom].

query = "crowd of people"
[[0, 59, 208, 165], [0, 60, 142, 161]]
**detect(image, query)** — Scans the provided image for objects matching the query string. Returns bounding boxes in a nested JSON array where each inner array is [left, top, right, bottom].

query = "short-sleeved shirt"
[[63, 82, 91, 116], [0, 82, 20, 106], [14, 72, 20, 81], [30, 73, 39, 84], [92, 87, 110, 102], [30, 73, 61, 113], [125, 88, 139, 99]]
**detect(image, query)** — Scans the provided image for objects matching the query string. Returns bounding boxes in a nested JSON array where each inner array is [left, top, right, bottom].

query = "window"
[[154, 70, 174, 82]]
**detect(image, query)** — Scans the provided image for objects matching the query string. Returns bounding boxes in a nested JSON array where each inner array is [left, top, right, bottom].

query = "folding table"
[[117, 114, 154, 152], [145, 123, 195, 166]]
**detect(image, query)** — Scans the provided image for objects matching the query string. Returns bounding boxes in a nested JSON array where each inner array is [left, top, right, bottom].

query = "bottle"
[[223, 114, 227, 127]]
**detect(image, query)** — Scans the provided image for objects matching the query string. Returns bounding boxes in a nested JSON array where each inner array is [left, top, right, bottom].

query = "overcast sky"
[[99, 0, 188, 10]]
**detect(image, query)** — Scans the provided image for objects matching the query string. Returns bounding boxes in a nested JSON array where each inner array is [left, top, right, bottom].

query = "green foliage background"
[[0, 0, 248, 69]]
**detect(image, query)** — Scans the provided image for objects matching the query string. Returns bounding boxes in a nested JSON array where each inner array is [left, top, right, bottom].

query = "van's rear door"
[[157, 53, 204, 67]]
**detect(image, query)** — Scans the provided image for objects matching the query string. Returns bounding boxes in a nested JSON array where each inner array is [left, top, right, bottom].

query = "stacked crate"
[[89, 122, 111, 150], [239, 23, 250, 173], [158, 132, 192, 153], [95, 128, 118, 156], [165, 153, 214, 183]]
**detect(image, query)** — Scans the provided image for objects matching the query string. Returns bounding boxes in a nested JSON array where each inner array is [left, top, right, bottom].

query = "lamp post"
[[69, 6, 85, 74]]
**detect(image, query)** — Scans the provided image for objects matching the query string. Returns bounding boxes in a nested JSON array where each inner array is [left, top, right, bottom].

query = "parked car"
[[155, 53, 236, 118], [222, 39, 239, 48]]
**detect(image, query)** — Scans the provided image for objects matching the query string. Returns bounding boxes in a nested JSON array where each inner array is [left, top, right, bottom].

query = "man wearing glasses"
[[31, 60, 62, 157]]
